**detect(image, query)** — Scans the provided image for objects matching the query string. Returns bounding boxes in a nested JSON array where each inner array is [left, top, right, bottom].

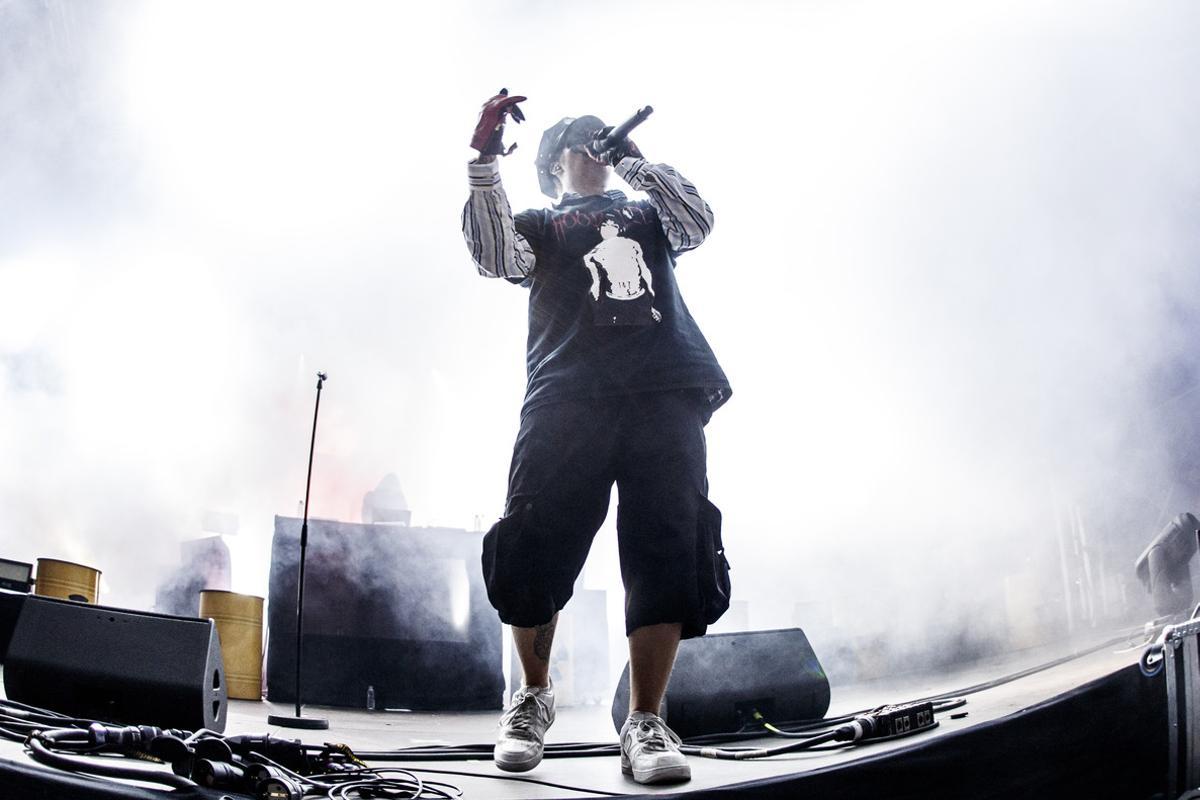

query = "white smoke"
[[1, 0, 1198, 690]]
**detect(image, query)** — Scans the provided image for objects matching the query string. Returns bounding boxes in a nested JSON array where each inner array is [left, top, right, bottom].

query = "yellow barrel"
[[34, 559, 101, 603], [199, 590, 264, 700]]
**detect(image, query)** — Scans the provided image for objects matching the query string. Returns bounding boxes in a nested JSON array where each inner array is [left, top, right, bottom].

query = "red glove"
[[471, 88, 527, 157]]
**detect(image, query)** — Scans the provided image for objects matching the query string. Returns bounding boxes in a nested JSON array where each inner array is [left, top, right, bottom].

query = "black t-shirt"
[[511, 190, 730, 415]]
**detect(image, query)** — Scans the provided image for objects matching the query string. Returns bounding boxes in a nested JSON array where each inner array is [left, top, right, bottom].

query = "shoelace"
[[630, 718, 681, 753], [499, 692, 548, 740]]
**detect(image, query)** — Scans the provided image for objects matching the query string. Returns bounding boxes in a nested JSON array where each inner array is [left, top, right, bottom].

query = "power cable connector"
[[838, 701, 936, 742], [192, 758, 248, 790], [226, 734, 309, 773], [85, 724, 189, 750], [256, 773, 305, 800]]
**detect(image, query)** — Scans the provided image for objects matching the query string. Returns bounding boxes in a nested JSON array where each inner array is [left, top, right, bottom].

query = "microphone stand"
[[268, 372, 330, 730]]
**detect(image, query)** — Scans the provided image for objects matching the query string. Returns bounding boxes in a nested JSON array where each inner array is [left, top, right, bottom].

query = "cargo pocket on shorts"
[[696, 495, 731, 625], [481, 495, 538, 619]]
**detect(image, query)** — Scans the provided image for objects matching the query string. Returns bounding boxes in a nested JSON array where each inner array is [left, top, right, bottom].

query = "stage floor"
[[0, 628, 1161, 798]]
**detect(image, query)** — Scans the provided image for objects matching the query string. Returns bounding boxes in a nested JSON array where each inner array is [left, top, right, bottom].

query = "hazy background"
[[3, 0, 1199, 688]]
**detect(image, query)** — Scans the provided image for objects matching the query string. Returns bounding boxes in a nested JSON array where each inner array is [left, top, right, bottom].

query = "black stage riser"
[[267, 634, 503, 710], [265, 516, 504, 710]]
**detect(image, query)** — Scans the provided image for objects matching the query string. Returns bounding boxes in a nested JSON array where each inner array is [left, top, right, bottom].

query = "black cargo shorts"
[[481, 389, 731, 639]]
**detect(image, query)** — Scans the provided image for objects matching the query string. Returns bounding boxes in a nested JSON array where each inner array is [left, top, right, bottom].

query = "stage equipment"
[[268, 371, 330, 731], [0, 559, 34, 662], [362, 473, 412, 525], [33, 558, 100, 603], [266, 516, 504, 710], [0, 590, 26, 662], [3, 595, 227, 732], [611, 628, 831, 738], [1135, 512, 1200, 617], [1144, 608, 1200, 797], [200, 590, 264, 700], [0, 558, 33, 593], [154, 535, 233, 617]]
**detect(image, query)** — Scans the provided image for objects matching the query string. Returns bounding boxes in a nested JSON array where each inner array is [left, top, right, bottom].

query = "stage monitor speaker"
[[1135, 512, 1200, 617], [4, 595, 227, 733], [611, 628, 830, 738], [0, 591, 26, 662]]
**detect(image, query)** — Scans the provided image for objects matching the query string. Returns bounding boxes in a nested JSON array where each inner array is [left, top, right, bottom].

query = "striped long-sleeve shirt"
[[462, 159, 538, 279], [460, 156, 730, 416], [461, 157, 714, 280]]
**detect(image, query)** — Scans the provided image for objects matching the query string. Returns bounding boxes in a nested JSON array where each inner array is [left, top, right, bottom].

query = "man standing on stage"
[[461, 90, 732, 785]]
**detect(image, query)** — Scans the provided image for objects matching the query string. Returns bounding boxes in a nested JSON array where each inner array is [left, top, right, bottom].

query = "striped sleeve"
[[461, 160, 537, 279], [614, 157, 714, 253]]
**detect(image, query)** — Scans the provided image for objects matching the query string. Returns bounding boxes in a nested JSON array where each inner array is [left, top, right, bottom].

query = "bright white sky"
[[2, 0, 1199, 670]]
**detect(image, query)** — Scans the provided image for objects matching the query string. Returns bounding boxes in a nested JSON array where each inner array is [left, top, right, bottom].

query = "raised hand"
[[471, 88, 528, 157]]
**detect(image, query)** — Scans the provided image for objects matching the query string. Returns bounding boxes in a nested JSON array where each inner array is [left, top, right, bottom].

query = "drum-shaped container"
[[199, 590, 264, 700], [34, 559, 101, 604]]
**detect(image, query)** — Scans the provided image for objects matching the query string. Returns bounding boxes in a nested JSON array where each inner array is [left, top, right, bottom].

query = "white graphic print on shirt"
[[583, 216, 662, 326]]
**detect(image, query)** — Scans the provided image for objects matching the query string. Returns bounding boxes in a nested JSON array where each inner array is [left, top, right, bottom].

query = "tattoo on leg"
[[533, 618, 556, 662]]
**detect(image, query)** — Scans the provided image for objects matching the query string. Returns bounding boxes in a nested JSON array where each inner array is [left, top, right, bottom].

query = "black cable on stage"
[[241, 755, 623, 799], [0, 724, 40, 744], [759, 721, 844, 740], [363, 723, 851, 766], [391, 766, 627, 796], [0, 698, 75, 719], [25, 736, 198, 792], [258, 760, 620, 798], [356, 743, 620, 761], [316, 768, 462, 800], [280, 766, 459, 800], [359, 697, 956, 760], [355, 687, 975, 762], [4, 706, 101, 724], [682, 729, 843, 760], [358, 721, 856, 762], [20, 724, 479, 800], [930, 698, 967, 713]]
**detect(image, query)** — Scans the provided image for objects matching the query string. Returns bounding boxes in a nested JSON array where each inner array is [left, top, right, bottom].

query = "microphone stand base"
[[268, 712, 330, 730]]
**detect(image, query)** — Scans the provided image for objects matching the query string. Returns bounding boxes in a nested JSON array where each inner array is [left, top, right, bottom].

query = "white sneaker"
[[494, 684, 555, 772], [620, 711, 691, 784]]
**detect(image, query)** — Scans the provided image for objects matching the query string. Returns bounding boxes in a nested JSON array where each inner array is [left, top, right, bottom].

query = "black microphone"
[[589, 105, 654, 157]]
